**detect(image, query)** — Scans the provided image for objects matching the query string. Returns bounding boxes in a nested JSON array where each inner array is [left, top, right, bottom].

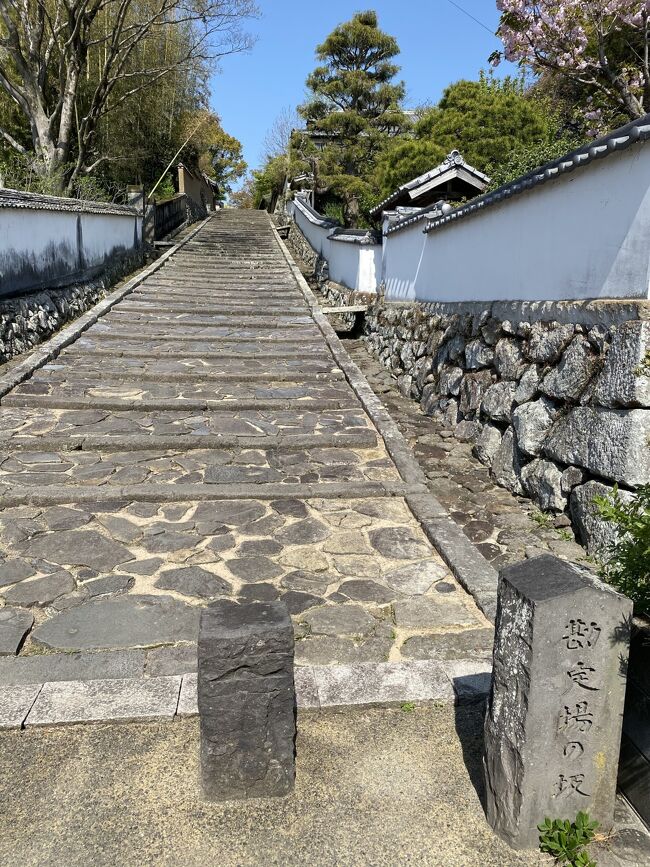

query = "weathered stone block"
[[544, 406, 650, 487], [459, 370, 492, 416], [484, 555, 632, 849], [520, 459, 565, 512], [512, 397, 558, 458], [482, 381, 516, 422], [490, 428, 524, 494], [514, 365, 541, 404], [465, 339, 494, 370], [473, 423, 502, 467], [494, 338, 526, 380], [560, 465, 586, 496], [540, 336, 598, 402], [570, 480, 635, 559], [439, 365, 463, 396], [526, 323, 574, 363], [594, 321, 650, 408], [198, 600, 295, 801]]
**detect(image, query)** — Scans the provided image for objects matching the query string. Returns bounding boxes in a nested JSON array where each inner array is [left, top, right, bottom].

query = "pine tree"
[[298, 10, 406, 226]]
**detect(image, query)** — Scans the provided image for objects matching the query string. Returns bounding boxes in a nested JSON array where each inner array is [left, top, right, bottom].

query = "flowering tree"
[[491, 2, 650, 124]]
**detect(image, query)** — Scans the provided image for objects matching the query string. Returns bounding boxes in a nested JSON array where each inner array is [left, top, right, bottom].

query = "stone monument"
[[484, 554, 632, 849], [198, 599, 296, 800]]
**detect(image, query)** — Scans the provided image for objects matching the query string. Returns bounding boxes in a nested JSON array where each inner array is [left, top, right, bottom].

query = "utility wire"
[[444, 0, 496, 36]]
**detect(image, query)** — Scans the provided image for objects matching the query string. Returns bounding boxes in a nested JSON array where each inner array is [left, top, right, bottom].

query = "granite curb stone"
[[25, 675, 182, 726]]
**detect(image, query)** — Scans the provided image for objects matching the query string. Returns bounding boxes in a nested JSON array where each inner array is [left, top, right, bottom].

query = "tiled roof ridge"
[[0, 187, 138, 217], [370, 149, 489, 217], [418, 114, 650, 237], [384, 114, 650, 237]]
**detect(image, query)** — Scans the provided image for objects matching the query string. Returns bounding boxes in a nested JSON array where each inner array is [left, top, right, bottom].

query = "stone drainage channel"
[[0, 210, 494, 729]]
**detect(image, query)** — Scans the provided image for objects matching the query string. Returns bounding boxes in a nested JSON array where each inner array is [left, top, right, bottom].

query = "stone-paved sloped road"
[[0, 210, 490, 677]]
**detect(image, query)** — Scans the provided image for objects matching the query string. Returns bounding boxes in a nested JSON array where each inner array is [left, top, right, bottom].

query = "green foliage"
[[151, 174, 177, 202], [251, 154, 289, 210], [594, 485, 650, 613], [373, 139, 447, 201], [530, 509, 554, 529], [538, 812, 599, 866], [486, 134, 583, 190], [368, 72, 566, 209], [297, 10, 406, 225], [300, 10, 405, 134], [400, 702, 416, 712], [414, 73, 558, 173], [0, 152, 113, 200], [0, 1, 250, 198], [322, 201, 345, 224]]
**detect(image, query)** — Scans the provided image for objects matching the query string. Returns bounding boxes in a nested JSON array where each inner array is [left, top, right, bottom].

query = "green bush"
[[594, 484, 650, 613], [538, 812, 599, 866], [486, 134, 583, 191]]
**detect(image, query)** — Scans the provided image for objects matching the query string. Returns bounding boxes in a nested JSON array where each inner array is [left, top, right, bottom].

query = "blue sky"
[[210, 1, 518, 176]]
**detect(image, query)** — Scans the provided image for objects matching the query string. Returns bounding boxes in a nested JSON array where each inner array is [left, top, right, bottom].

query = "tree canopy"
[[492, 1, 650, 131], [0, 0, 256, 197], [296, 10, 407, 225], [372, 73, 562, 202]]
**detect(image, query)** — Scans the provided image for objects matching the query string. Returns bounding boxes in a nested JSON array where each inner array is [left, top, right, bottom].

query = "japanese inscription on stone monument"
[[484, 555, 632, 850]]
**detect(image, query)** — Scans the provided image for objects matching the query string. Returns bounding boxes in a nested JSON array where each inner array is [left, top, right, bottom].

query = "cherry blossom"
[[492, 1, 650, 121]]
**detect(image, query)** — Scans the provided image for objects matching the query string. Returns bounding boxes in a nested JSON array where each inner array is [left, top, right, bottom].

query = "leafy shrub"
[[486, 134, 582, 191], [538, 812, 599, 866], [595, 485, 650, 613]]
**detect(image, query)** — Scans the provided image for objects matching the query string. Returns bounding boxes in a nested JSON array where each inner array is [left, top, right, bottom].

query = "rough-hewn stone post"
[[143, 202, 156, 247], [484, 554, 632, 849], [198, 600, 296, 801]]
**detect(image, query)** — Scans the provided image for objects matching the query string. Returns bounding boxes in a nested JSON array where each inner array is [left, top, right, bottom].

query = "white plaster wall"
[[293, 199, 379, 293], [327, 240, 380, 294], [384, 144, 650, 302], [293, 202, 331, 258], [0, 205, 141, 296]]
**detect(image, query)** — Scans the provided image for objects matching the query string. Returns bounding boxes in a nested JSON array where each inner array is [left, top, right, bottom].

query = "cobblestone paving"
[[345, 340, 590, 574], [0, 212, 490, 672]]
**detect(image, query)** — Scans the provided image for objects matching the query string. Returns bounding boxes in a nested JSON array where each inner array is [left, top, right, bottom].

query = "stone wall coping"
[[385, 114, 650, 237], [327, 227, 381, 246], [293, 196, 339, 229], [0, 187, 138, 218], [378, 296, 650, 326]]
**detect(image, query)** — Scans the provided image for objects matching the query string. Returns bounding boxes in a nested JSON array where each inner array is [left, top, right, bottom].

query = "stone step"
[[0, 479, 423, 507], [142, 278, 297, 288], [102, 314, 311, 330], [126, 294, 303, 307], [67, 344, 332, 359], [118, 302, 306, 313], [0, 405, 374, 440], [93, 307, 319, 335], [88, 325, 321, 341], [0, 442, 396, 490], [2, 394, 361, 413], [34, 365, 345, 384], [45, 355, 342, 378], [2, 430, 379, 452], [12, 377, 353, 403]]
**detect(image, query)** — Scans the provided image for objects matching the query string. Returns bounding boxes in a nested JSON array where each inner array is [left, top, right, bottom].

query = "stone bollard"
[[198, 600, 296, 801], [483, 555, 632, 849]]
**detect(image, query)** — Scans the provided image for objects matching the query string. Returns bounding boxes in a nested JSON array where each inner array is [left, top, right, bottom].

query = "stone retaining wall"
[[0, 248, 144, 364], [286, 227, 650, 557]]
